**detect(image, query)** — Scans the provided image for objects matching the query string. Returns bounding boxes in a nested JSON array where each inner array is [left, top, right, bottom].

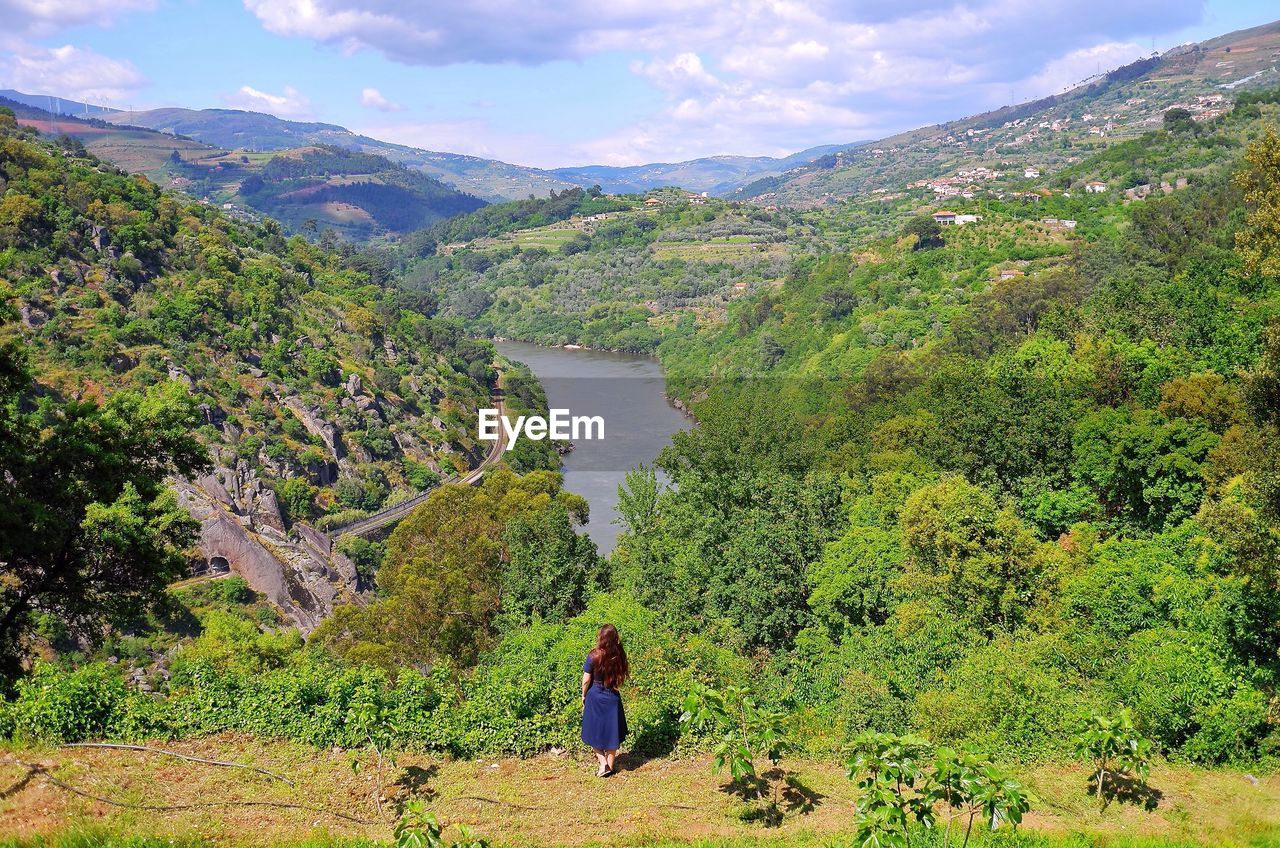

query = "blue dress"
[[581, 652, 627, 750]]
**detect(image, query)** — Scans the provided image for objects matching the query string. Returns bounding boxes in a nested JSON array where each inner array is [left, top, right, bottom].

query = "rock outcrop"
[[280, 396, 347, 461], [177, 466, 363, 633]]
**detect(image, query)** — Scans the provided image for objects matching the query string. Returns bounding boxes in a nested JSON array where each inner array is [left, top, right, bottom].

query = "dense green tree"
[[903, 214, 944, 250], [0, 327, 209, 674], [314, 470, 588, 669], [1162, 107, 1198, 135], [1242, 320, 1280, 522], [898, 477, 1042, 633], [807, 525, 903, 636], [1235, 128, 1280, 279], [615, 464, 661, 536], [1072, 407, 1218, 531], [501, 502, 602, 624]]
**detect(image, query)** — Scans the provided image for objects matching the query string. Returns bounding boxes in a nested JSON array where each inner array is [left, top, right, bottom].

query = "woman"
[[581, 623, 629, 777]]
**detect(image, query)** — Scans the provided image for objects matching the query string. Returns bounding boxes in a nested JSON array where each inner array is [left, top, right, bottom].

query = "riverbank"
[[4, 735, 1279, 847]]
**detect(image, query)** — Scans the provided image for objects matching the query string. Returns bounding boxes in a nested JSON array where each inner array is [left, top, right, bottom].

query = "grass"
[[1, 735, 1277, 847]]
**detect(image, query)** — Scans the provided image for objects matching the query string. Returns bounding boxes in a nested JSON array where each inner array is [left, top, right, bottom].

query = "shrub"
[[846, 731, 1029, 848], [1073, 707, 1153, 803], [1112, 628, 1270, 763], [914, 636, 1098, 757], [10, 662, 128, 743]]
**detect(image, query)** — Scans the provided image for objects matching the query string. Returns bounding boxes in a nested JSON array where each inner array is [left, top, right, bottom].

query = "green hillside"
[[4, 99, 485, 241], [744, 20, 1280, 206], [0, 107, 518, 629], [399, 188, 797, 352], [227, 144, 485, 238], [106, 106, 579, 202]]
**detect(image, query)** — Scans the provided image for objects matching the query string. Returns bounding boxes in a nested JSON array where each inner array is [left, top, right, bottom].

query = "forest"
[[2, 85, 1280, 846]]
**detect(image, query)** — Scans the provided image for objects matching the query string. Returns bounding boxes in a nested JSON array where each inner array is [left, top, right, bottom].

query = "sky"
[[0, 1, 1277, 169]]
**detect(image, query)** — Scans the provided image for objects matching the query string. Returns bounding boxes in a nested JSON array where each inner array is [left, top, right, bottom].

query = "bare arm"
[[581, 672, 591, 701]]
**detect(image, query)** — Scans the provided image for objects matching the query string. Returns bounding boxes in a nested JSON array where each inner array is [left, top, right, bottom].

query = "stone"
[[252, 487, 287, 534], [19, 305, 46, 328], [177, 482, 360, 634], [166, 363, 194, 387], [281, 397, 346, 461], [305, 458, 339, 486], [197, 403, 225, 425]]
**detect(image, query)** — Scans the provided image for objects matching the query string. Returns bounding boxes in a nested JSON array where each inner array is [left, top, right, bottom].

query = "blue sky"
[[0, 0, 1276, 168]]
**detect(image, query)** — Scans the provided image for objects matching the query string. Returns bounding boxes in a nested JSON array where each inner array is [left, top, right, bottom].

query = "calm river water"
[[494, 341, 689, 554]]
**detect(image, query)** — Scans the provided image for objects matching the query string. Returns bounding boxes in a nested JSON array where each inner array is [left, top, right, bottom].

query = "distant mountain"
[[104, 107, 577, 202], [548, 143, 858, 195], [2, 99, 484, 239], [230, 144, 485, 238], [742, 18, 1280, 206], [0, 89, 117, 118], [104, 105, 864, 199]]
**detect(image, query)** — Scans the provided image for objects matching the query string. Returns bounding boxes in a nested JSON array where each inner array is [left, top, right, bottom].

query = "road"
[[332, 372, 507, 541]]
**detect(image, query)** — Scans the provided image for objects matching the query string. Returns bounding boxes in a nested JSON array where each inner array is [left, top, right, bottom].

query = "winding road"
[[331, 372, 507, 541]]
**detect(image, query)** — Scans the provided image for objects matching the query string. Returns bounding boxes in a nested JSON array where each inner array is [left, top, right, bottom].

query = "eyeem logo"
[[478, 408, 604, 450]]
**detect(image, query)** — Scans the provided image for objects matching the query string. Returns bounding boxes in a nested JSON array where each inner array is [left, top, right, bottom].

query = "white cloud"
[[0, 0, 154, 37], [243, 0, 735, 64], [633, 53, 722, 93], [360, 86, 402, 111], [0, 44, 145, 104], [1022, 41, 1149, 97], [243, 0, 1210, 165], [223, 84, 314, 119]]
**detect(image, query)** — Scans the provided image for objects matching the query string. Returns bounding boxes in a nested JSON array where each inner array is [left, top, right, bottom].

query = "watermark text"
[[478, 408, 604, 450]]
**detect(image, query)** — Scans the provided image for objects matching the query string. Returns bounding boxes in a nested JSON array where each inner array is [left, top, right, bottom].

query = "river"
[[494, 341, 690, 555]]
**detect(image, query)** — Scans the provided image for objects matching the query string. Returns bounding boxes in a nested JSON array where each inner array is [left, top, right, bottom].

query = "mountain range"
[[2, 93, 856, 204], [740, 18, 1280, 205], [6, 16, 1280, 230], [545, 144, 856, 195]]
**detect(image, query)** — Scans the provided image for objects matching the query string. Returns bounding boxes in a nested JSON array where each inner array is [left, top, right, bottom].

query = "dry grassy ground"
[[2, 734, 1278, 847]]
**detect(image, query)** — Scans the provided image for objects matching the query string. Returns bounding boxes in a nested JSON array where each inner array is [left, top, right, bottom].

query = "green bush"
[[10, 662, 128, 743], [1113, 628, 1270, 763], [0, 595, 749, 758], [914, 636, 1099, 757]]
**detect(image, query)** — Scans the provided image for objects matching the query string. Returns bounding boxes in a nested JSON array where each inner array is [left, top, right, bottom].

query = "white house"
[[1085, 181, 1108, 193]]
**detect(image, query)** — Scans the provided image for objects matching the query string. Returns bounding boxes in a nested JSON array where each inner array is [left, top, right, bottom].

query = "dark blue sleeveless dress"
[[581, 652, 627, 750]]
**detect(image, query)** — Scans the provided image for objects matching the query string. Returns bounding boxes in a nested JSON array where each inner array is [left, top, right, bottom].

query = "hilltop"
[[743, 19, 1280, 206], [103, 106, 578, 202], [0, 88, 117, 118], [1, 98, 485, 241], [547, 144, 856, 195]]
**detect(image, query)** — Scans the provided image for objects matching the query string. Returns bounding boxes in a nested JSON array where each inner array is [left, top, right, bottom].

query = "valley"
[[3, 11, 1280, 848]]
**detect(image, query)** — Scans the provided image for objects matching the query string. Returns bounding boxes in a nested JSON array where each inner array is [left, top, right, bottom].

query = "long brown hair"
[[590, 624, 629, 689]]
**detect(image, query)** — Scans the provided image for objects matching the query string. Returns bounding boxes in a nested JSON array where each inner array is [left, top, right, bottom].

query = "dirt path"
[[2, 736, 1279, 847]]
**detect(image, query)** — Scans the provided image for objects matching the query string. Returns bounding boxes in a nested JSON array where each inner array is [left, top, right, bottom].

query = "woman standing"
[[581, 623, 629, 777]]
